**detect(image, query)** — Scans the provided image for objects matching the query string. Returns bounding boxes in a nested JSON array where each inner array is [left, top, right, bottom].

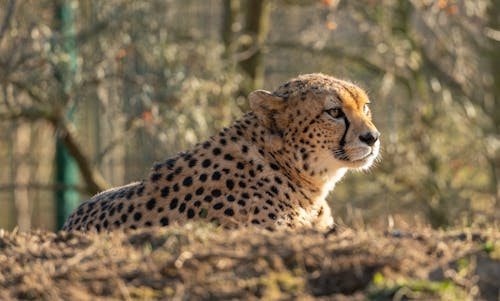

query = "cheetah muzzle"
[[63, 73, 380, 232]]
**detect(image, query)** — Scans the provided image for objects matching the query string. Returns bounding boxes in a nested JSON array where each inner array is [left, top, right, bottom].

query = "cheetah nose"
[[359, 131, 380, 146]]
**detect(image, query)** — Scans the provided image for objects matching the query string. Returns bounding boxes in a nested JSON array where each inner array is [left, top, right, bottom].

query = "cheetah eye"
[[325, 108, 344, 119]]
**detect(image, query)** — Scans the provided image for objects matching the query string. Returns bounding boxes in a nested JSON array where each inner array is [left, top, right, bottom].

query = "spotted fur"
[[63, 73, 380, 232]]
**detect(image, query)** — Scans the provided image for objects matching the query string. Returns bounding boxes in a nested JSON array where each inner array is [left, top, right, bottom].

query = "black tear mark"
[[335, 116, 350, 161], [339, 116, 350, 147]]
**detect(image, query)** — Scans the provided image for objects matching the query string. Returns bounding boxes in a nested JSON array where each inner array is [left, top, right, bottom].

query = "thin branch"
[[10, 80, 46, 103], [0, 107, 110, 195], [0, 0, 16, 44]]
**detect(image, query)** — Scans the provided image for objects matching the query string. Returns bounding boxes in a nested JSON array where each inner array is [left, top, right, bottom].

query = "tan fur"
[[63, 73, 380, 232]]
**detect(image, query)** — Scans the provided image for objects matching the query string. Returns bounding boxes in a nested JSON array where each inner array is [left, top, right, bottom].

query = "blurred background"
[[0, 0, 498, 231]]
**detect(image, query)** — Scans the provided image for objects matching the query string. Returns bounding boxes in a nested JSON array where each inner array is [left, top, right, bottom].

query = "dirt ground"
[[0, 224, 499, 301]]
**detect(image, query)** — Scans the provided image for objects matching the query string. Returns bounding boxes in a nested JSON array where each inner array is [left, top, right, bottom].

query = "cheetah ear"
[[248, 90, 286, 134]]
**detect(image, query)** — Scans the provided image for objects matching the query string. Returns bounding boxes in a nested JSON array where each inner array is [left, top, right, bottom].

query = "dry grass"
[[0, 224, 499, 300]]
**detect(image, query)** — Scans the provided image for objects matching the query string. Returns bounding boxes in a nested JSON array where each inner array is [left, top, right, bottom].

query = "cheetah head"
[[249, 73, 380, 182]]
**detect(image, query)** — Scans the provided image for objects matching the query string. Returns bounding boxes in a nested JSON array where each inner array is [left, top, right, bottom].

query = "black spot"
[[117, 202, 124, 213], [183, 176, 193, 187], [220, 138, 227, 145], [238, 181, 246, 188], [274, 177, 283, 184], [160, 217, 169, 226], [254, 207, 260, 214], [212, 171, 222, 180], [252, 219, 260, 224], [212, 148, 222, 156], [151, 173, 162, 182], [144, 221, 152, 227], [121, 214, 128, 223], [227, 195, 235, 202], [271, 186, 279, 195], [211, 189, 222, 197], [238, 200, 246, 206], [161, 186, 170, 197], [179, 203, 186, 213], [128, 204, 135, 213], [95, 224, 101, 232], [266, 200, 274, 206], [173, 183, 180, 192], [270, 163, 280, 170], [224, 154, 234, 161], [202, 159, 212, 168], [174, 166, 183, 174], [226, 180, 234, 190], [187, 209, 195, 219], [133, 212, 142, 221], [194, 201, 202, 207], [241, 145, 249, 153], [202, 141, 211, 149], [195, 187, 204, 195], [157, 207, 164, 213], [136, 185, 145, 196], [184, 193, 192, 201], [236, 162, 245, 169], [213, 202, 224, 210], [170, 198, 179, 209], [166, 173, 175, 181], [109, 207, 116, 216], [224, 208, 234, 216], [146, 198, 156, 210], [242, 193, 250, 199], [199, 173, 208, 182], [204, 195, 213, 203], [166, 158, 176, 168], [188, 159, 197, 167], [126, 190, 135, 199], [268, 213, 277, 220]]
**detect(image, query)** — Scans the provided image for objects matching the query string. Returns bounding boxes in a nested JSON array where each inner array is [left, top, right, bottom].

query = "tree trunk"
[[239, 0, 272, 91], [221, 0, 240, 52], [487, 0, 500, 209]]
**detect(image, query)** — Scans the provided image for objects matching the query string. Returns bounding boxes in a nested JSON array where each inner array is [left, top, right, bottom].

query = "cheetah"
[[63, 73, 380, 232]]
